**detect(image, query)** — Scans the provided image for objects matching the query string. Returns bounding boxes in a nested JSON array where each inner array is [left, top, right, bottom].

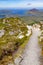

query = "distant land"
[[29, 8, 39, 12], [0, 8, 43, 18]]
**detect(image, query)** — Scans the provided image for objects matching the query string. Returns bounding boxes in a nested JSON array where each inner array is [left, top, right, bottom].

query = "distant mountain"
[[29, 8, 39, 12], [26, 8, 43, 17]]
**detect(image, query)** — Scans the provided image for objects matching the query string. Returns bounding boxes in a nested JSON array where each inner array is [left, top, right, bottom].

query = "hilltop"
[[29, 8, 39, 12], [0, 17, 32, 65]]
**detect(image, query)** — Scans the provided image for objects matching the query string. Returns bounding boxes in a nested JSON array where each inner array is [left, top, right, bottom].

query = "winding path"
[[20, 27, 41, 65]]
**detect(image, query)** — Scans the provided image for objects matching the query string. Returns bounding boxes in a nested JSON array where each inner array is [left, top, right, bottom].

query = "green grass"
[[0, 17, 30, 61]]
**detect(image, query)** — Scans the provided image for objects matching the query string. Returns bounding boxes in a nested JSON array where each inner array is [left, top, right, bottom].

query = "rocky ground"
[[14, 27, 41, 65]]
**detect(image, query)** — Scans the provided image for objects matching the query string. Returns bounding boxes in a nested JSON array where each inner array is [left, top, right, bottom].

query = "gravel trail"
[[20, 28, 41, 65]]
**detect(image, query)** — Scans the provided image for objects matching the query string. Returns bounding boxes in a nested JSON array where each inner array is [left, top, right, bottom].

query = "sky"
[[0, 0, 43, 9]]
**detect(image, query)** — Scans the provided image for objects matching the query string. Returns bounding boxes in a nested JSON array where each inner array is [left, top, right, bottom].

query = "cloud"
[[0, 0, 43, 8], [27, 3, 32, 5]]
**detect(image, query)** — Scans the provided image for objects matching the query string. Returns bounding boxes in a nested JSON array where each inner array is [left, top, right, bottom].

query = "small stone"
[[14, 56, 23, 65]]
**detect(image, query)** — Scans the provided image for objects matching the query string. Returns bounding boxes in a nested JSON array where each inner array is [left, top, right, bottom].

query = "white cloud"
[[12, 2, 43, 8], [28, 2, 43, 8], [0, 1, 43, 8]]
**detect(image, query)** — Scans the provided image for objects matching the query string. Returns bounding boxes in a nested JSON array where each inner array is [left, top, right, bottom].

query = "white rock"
[[3, 19, 5, 24], [9, 31, 14, 35], [37, 28, 40, 31], [40, 37, 43, 39], [18, 35, 24, 39], [8, 63, 14, 65], [26, 30, 31, 36], [27, 25, 32, 30], [33, 24, 41, 28], [17, 32, 24, 39], [14, 57, 22, 65], [0, 30, 5, 37]]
